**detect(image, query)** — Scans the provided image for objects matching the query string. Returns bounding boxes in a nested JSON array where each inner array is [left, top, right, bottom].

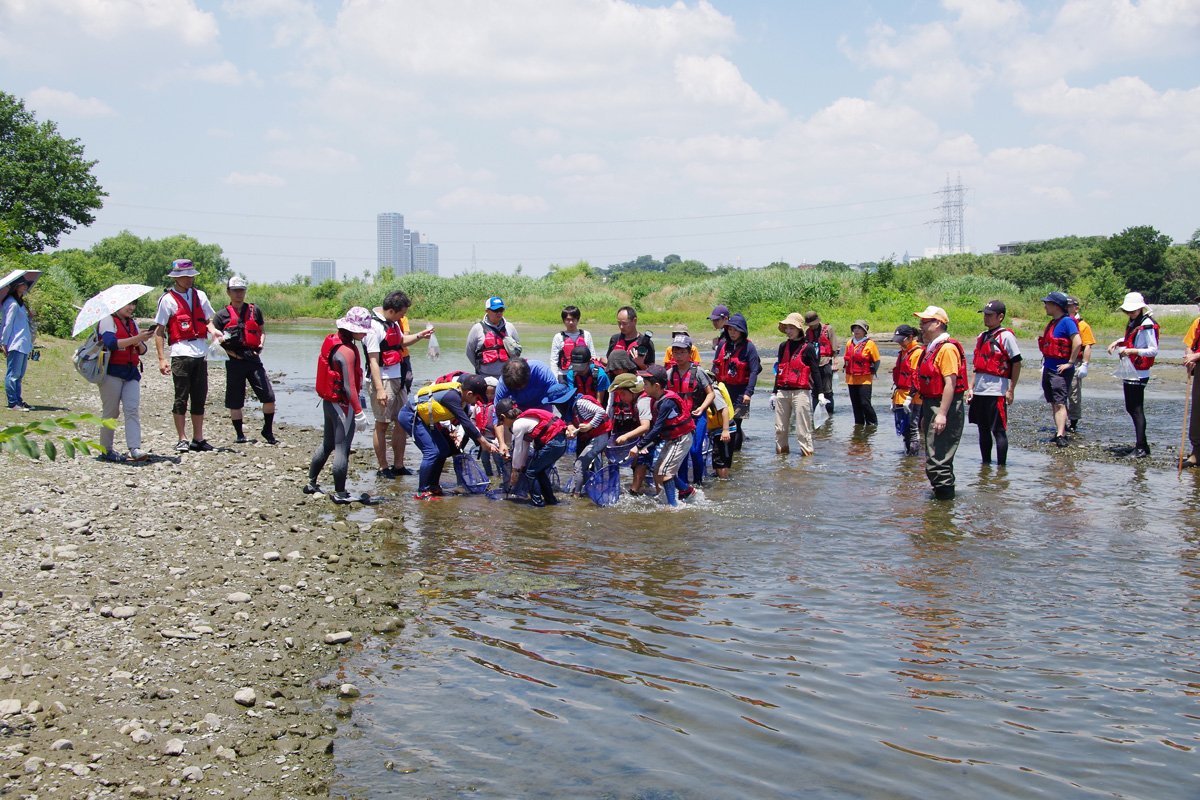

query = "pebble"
[[226, 591, 253, 603], [373, 617, 403, 634], [181, 765, 204, 782], [135, 529, 156, 538], [40, 560, 55, 570], [111, 606, 137, 619], [24, 756, 44, 774], [324, 631, 353, 645], [0, 666, 10, 680], [371, 518, 394, 531], [161, 628, 201, 640], [130, 728, 153, 744], [163, 737, 185, 756], [233, 687, 257, 707], [285, 550, 301, 561], [338, 684, 360, 698], [50, 739, 73, 751], [263, 551, 281, 562], [214, 745, 237, 761], [0, 699, 21, 715], [204, 713, 221, 730], [330, 521, 348, 533]]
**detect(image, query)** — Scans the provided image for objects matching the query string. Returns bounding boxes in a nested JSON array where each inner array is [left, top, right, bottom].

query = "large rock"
[[233, 687, 256, 707]]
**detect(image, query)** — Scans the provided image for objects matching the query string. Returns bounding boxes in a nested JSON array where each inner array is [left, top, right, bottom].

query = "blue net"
[[453, 454, 491, 494], [893, 407, 911, 437], [585, 463, 622, 506], [603, 439, 637, 467]]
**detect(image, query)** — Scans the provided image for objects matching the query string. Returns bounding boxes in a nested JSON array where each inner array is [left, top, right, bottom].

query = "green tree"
[[764, 261, 790, 270], [89, 231, 230, 289], [1161, 247, 1200, 304], [546, 259, 597, 282], [376, 265, 395, 283], [1093, 225, 1172, 301], [0, 92, 106, 252], [815, 259, 851, 272], [1188, 227, 1200, 251]]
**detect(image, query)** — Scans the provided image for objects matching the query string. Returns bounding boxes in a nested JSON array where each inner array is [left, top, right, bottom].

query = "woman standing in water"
[[1108, 292, 1158, 459], [306, 307, 372, 503]]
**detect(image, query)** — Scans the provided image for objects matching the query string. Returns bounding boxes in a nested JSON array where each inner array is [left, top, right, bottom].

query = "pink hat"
[[336, 306, 372, 334]]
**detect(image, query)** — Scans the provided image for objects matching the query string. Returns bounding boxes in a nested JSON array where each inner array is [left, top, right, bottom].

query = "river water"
[[261, 322, 1200, 800]]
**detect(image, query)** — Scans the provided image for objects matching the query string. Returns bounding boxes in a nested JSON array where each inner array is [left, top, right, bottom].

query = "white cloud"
[[268, 146, 358, 173], [537, 153, 608, 174], [1016, 77, 1200, 122], [934, 134, 982, 163], [941, 0, 1027, 31], [407, 143, 495, 187], [673, 55, 786, 123], [24, 87, 117, 117], [1031, 185, 1073, 202], [510, 128, 562, 147], [0, 0, 218, 45], [984, 143, 1086, 173], [222, 171, 287, 187], [435, 187, 548, 213], [187, 60, 263, 87]]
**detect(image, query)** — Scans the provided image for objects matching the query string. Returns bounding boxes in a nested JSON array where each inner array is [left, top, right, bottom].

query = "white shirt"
[[510, 417, 539, 471], [971, 328, 1021, 396], [365, 317, 405, 381], [549, 330, 594, 382], [154, 288, 215, 359]]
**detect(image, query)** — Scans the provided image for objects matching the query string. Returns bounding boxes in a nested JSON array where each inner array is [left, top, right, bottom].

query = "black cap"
[[495, 397, 517, 418], [979, 300, 1006, 315], [891, 324, 920, 342], [459, 374, 488, 397], [640, 364, 668, 385], [569, 345, 592, 364]]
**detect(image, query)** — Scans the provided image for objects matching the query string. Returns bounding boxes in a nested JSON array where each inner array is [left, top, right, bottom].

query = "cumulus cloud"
[[24, 87, 117, 118], [435, 187, 548, 213], [0, 0, 218, 45], [186, 60, 263, 87], [673, 55, 786, 123], [1016, 77, 1200, 121], [984, 143, 1087, 173], [222, 171, 287, 187]]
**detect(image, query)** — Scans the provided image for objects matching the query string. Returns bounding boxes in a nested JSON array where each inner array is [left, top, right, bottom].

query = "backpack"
[[72, 329, 109, 385]]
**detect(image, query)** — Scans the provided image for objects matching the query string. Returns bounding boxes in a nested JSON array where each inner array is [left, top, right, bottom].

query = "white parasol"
[[72, 284, 155, 337], [0, 269, 43, 306]]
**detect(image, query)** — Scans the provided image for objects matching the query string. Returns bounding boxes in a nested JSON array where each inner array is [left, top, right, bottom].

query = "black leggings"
[[847, 384, 877, 425], [1123, 380, 1149, 451], [309, 400, 355, 492], [969, 395, 1008, 465]]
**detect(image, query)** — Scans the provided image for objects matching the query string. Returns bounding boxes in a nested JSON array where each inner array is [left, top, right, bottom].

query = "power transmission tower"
[[936, 174, 966, 255]]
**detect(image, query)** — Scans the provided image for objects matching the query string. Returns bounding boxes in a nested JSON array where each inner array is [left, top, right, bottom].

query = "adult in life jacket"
[[913, 306, 968, 500], [213, 276, 278, 445], [565, 345, 610, 407], [888, 323, 924, 457], [713, 313, 760, 452], [803, 310, 839, 415], [396, 373, 495, 498], [771, 312, 819, 458], [1038, 291, 1083, 449], [966, 300, 1022, 466], [306, 307, 373, 504], [466, 296, 520, 377], [606, 306, 654, 370], [841, 319, 880, 426], [495, 397, 568, 507], [550, 305, 594, 383], [629, 365, 696, 506], [153, 259, 219, 454], [1182, 296, 1200, 467], [365, 291, 435, 478], [564, 392, 611, 493], [703, 369, 734, 479], [1107, 291, 1160, 458], [668, 334, 715, 485], [96, 300, 155, 462], [1064, 296, 1095, 433]]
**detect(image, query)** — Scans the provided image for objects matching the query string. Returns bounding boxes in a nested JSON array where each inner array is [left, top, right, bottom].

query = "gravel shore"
[[0, 346, 421, 799]]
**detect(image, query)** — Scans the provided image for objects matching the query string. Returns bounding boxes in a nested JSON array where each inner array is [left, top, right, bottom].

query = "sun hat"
[[979, 300, 1006, 315], [227, 276, 248, 289], [459, 374, 488, 397], [486, 296, 505, 311], [850, 319, 870, 333], [912, 305, 949, 324], [336, 306, 373, 334], [1119, 291, 1148, 312], [803, 311, 821, 325], [569, 344, 593, 364], [609, 372, 644, 393], [606, 350, 637, 373], [168, 259, 199, 278], [1041, 291, 1070, 310], [891, 324, 920, 342], [484, 376, 499, 387], [778, 312, 806, 332], [670, 323, 689, 334], [1065, 296, 1080, 308], [670, 334, 692, 349], [708, 305, 730, 321]]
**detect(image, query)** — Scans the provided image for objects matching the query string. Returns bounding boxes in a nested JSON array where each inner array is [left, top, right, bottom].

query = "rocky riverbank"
[[0, 344, 423, 799]]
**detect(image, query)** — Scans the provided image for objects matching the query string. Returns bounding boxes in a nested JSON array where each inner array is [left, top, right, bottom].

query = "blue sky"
[[3, 0, 1198, 282]]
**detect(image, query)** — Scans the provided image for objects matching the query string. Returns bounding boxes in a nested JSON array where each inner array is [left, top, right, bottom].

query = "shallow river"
[[263, 322, 1200, 800]]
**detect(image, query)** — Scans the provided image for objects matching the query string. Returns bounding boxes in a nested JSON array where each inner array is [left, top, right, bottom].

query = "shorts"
[[1041, 367, 1073, 405], [225, 357, 275, 409], [370, 377, 408, 423], [653, 435, 691, 478], [709, 428, 733, 469], [170, 356, 208, 416]]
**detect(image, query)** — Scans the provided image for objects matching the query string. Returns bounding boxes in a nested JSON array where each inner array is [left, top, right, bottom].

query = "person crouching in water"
[[398, 373, 497, 499], [474, 377, 509, 483], [564, 390, 611, 494], [495, 397, 568, 507], [607, 371, 652, 492], [306, 307, 372, 504], [629, 365, 696, 506]]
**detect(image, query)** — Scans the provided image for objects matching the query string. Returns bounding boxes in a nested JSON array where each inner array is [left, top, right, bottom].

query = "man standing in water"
[[213, 276, 277, 444], [966, 300, 1021, 466], [607, 307, 654, 370], [1037, 292, 1082, 449], [367, 291, 434, 478], [155, 259, 221, 453], [914, 306, 967, 500], [466, 297, 519, 378]]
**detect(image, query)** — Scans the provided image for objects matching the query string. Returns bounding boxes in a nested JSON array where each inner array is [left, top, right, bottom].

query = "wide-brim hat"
[[850, 319, 869, 333], [1041, 291, 1070, 310], [168, 259, 199, 278], [336, 306, 373, 334], [912, 305, 949, 324], [1119, 291, 1148, 312], [778, 312, 806, 332], [610, 372, 644, 393]]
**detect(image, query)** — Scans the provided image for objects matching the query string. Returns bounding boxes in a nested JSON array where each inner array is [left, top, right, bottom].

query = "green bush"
[[27, 272, 77, 338]]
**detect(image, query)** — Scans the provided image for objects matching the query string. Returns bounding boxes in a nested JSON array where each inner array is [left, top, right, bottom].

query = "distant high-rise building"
[[377, 213, 409, 274], [413, 238, 439, 276], [311, 258, 336, 284]]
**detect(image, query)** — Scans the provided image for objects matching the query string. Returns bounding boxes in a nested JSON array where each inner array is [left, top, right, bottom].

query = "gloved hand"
[[354, 411, 368, 432], [903, 397, 912, 411], [769, 396, 776, 411], [818, 394, 828, 407], [1077, 362, 1089, 378]]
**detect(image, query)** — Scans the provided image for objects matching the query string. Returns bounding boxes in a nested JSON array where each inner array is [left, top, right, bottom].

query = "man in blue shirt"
[[1038, 292, 1082, 448], [492, 358, 574, 456]]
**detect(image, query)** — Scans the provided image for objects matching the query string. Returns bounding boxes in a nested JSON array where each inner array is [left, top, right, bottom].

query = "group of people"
[[7, 260, 1198, 506]]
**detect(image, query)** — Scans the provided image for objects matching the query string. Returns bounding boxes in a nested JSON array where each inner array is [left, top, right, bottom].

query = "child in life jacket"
[[564, 391, 611, 494], [496, 397, 568, 507], [629, 365, 696, 506], [473, 377, 509, 482]]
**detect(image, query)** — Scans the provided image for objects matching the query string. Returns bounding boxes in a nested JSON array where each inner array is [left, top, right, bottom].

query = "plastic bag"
[[893, 406, 911, 437], [1113, 357, 1139, 382], [812, 400, 829, 426], [206, 337, 228, 362], [427, 330, 440, 362]]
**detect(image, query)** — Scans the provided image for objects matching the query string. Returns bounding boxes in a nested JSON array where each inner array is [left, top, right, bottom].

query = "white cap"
[[227, 276, 248, 289]]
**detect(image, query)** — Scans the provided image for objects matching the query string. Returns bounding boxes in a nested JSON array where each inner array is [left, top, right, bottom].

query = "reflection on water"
[[258, 324, 1200, 799]]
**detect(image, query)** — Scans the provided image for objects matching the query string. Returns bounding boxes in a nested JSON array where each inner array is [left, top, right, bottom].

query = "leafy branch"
[[0, 414, 117, 460]]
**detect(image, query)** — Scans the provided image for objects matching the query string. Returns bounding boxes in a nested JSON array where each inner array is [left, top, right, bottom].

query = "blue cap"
[[486, 296, 505, 311], [1041, 291, 1070, 310]]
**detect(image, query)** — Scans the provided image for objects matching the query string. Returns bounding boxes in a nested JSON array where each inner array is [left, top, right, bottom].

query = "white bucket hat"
[[1119, 292, 1148, 312], [336, 306, 373, 334]]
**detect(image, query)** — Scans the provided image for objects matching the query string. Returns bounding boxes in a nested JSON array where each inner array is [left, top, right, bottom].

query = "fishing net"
[[893, 407, 911, 437], [453, 454, 490, 494], [603, 439, 637, 467], [585, 463, 622, 506]]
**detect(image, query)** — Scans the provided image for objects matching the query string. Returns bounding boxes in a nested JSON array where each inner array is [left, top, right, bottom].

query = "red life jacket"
[[572, 394, 612, 442], [372, 313, 405, 367], [1122, 316, 1159, 371], [653, 389, 695, 440], [713, 338, 751, 385], [1038, 319, 1073, 360], [164, 289, 207, 345], [520, 408, 566, 447], [892, 344, 923, 390], [844, 339, 874, 376], [315, 334, 362, 406], [668, 364, 705, 418], [571, 363, 603, 397], [474, 402, 494, 435], [477, 323, 510, 365], [109, 315, 141, 368], [432, 369, 467, 385], [611, 393, 641, 433], [224, 303, 263, 350], [610, 334, 649, 360], [558, 331, 587, 370], [972, 328, 1014, 378], [806, 324, 833, 358], [917, 338, 968, 399], [776, 340, 811, 390]]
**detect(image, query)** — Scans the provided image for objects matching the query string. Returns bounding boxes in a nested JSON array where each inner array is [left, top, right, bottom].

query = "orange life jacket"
[[108, 315, 141, 368], [844, 338, 874, 376], [972, 328, 1014, 378], [1038, 319, 1073, 360], [1122, 316, 1159, 371], [917, 338, 968, 399], [164, 289, 207, 345], [315, 334, 362, 406], [776, 340, 811, 390]]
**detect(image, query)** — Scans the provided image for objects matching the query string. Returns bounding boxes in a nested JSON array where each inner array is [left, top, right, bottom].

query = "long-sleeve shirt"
[[509, 417, 549, 472], [720, 338, 762, 399], [641, 393, 687, 450], [1124, 316, 1159, 380], [549, 330, 594, 382], [570, 395, 607, 429], [416, 387, 484, 446], [1, 297, 32, 354], [772, 339, 821, 393], [331, 347, 363, 415], [492, 359, 574, 425], [465, 319, 519, 376]]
